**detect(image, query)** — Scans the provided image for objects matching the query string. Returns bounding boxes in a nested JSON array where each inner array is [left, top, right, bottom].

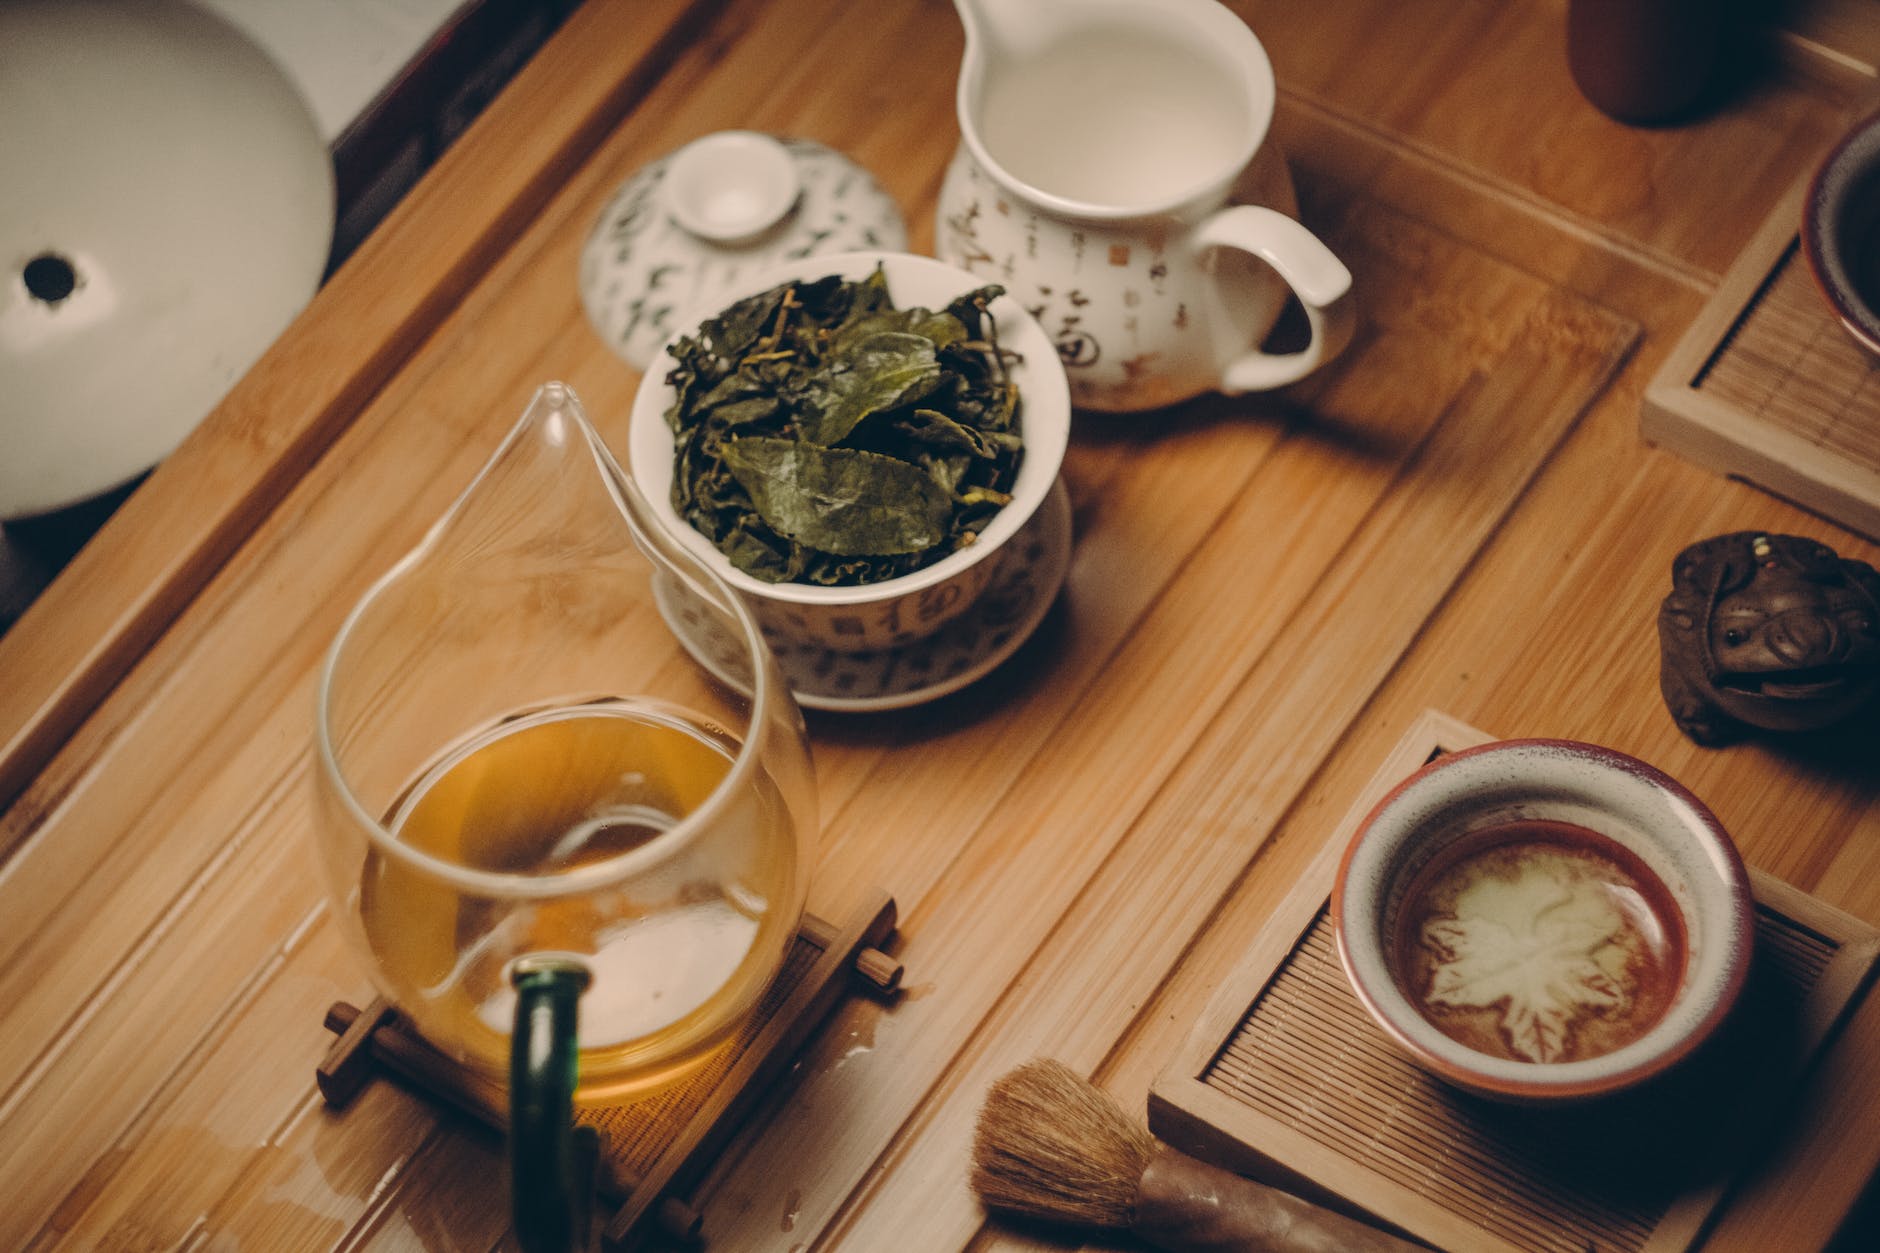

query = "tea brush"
[[972, 1058, 1423, 1252]]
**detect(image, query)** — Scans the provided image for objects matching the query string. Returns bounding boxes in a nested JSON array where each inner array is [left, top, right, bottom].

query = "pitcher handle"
[[511, 956, 595, 1253], [1192, 205, 1355, 393]]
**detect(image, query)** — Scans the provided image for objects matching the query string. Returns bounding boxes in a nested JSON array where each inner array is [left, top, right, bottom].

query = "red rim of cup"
[[1330, 738, 1755, 1102], [1802, 110, 1880, 357]]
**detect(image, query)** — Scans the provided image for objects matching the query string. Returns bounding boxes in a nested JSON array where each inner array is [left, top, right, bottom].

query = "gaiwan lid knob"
[[578, 133, 909, 371], [660, 131, 801, 244]]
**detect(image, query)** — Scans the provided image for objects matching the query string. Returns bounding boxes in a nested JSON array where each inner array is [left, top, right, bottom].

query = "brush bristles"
[[970, 1059, 1155, 1230]]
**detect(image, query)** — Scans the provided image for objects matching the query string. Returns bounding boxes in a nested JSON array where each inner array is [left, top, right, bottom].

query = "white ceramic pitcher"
[[937, 0, 1354, 412]]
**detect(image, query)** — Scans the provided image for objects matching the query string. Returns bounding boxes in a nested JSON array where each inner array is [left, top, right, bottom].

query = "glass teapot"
[[312, 383, 816, 1250]]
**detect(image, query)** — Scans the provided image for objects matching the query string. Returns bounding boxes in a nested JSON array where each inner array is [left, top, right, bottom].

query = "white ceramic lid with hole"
[[0, 0, 334, 520], [579, 134, 908, 371]]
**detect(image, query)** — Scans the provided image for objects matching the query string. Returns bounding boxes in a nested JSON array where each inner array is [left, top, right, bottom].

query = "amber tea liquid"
[[358, 699, 799, 1102]]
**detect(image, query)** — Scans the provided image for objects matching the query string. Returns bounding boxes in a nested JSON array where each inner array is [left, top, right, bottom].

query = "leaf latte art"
[[1391, 821, 1687, 1065]]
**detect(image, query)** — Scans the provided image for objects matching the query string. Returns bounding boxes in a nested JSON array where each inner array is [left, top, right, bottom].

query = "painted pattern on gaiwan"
[[579, 137, 907, 370], [654, 481, 1071, 713]]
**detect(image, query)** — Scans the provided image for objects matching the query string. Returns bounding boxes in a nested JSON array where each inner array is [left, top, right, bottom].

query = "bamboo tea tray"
[[317, 891, 901, 1251], [1149, 713, 1880, 1253], [1642, 168, 1880, 541]]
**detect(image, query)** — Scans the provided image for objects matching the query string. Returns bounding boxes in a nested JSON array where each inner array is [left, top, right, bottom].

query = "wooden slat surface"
[[3, 1, 1879, 1251], [1209, 912, 1663, 1252]]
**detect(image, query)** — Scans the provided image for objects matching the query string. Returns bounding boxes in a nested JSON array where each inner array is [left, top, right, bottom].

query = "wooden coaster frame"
[[1149, 712, 1880, 1253], [1640, 166, 1880, 542], [316, 891, 901, 1250]]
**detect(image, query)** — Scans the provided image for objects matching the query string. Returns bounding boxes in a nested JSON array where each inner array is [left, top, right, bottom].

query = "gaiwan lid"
[[1, 0, 334, 521], [578, 132, 907, 371]]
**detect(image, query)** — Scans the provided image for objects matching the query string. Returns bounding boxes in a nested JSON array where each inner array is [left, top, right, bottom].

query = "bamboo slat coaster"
[[1641, 168, 1880, 542], [316, 891, 901, 1250], [1150, 713, 1880, 1253]]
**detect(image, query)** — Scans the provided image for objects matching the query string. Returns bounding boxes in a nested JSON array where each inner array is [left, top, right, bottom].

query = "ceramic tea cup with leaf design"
[[628, 250, 1070, 655], [1331, 739, 1754, 1104]]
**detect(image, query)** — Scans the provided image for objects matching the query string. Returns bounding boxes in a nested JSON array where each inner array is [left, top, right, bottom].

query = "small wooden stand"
[[1151, 714, 1880, 1253], [1641, 165, 1880, 543], [315, 891, 901, 1250]]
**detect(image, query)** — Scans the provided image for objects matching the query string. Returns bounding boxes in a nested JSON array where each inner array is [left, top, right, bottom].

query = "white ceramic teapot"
[[937, 0, 1354, 412]]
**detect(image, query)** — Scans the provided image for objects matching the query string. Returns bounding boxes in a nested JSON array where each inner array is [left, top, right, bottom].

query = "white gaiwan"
[[628, 250, 1070, 655]]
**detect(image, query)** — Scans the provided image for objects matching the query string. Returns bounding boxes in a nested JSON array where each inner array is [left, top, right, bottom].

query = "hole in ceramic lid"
[[22, 251, 78, 305], [662, 132, 800, 244]]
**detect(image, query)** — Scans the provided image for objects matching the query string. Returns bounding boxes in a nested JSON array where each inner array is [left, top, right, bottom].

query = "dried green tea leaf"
[[722, 437, 952, 556], [799, 332, 943, 446], [832, 306, 968, 355], [717, 519, 798, 582], [662, 265, 1024, 585], [888, 407, 998, 458], [707, 396, 781, 427]]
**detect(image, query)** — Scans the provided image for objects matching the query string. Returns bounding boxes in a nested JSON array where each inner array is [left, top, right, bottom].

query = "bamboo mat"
[[1644, 172, 1880, 541], [1701, 242, 1880, 473], [1197, 896, 1861, 1253], [1152, 713, 1880, 1253]]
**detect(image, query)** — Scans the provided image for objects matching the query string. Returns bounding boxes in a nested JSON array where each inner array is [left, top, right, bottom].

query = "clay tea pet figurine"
[[1658, 532, 1880, 745]]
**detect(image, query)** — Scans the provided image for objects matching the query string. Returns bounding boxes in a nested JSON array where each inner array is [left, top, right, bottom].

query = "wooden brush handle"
[[1135, 1146, 1424, 1253]]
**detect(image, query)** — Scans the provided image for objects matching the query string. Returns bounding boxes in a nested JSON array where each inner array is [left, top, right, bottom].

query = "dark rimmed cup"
[[1332, 739, 1754, 1104], [1803, 110, 1880, 357]]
